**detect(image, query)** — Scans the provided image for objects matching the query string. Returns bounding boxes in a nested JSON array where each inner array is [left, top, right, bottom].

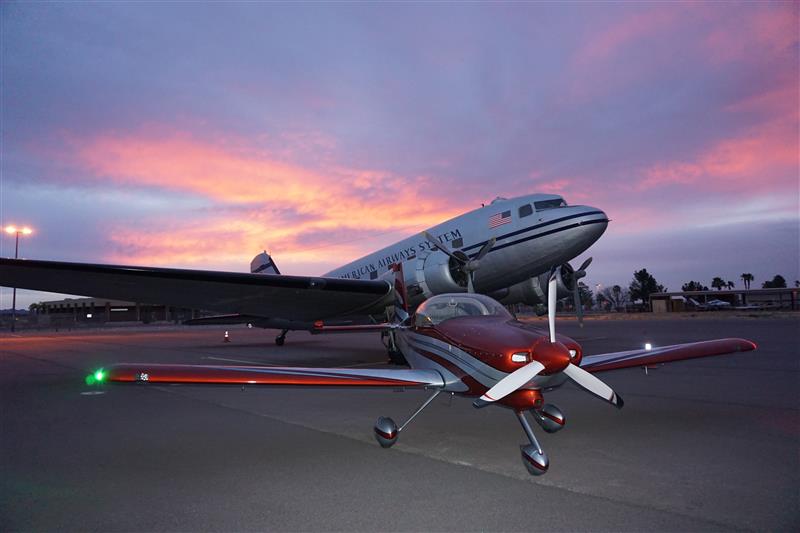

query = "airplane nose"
[[534, 341, 572, 375], [577, 206, 609, 244]]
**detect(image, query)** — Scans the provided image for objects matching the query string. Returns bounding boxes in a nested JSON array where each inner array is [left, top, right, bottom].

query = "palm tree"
[[711, 277, 726, 291], [726, 281, 735, 290], [740, 273, 753, 290]]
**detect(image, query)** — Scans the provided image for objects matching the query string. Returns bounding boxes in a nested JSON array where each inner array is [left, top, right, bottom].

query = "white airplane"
[[1, 193, 608, 359]]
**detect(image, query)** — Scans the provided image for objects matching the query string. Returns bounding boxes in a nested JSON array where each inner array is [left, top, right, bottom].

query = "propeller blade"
[[573, 284, 584, 328], [548, 268, 558, 343], [467, 273, 475, 294], [473, 237, 496, 262], [423, 231, 465, 264], [578, 257, 593, 272], [473, 361, 545, 408], [562, 363, 623, 408]]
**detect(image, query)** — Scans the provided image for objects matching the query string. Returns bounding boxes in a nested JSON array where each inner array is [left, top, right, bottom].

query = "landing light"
[[568, 349, 577, 359], [644, 343, 652, 351], [511, 352, 529, 363]]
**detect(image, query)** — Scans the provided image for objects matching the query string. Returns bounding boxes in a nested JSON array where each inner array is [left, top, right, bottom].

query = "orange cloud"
[[65, 130, 467, 270], [639, 131, 797, 192]]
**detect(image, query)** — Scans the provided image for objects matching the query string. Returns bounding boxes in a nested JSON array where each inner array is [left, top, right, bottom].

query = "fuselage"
[[324, 193, 608, 306], [393, 293, 581, 411]]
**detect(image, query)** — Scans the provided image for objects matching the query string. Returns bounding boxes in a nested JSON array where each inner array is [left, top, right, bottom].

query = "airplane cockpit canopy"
[[415, 293, 512, 327], [533, 197, 567, 211]]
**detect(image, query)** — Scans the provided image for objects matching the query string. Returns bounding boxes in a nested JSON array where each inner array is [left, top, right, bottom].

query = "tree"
[[740, 273, 753, 290], [711, 277, 726, 291], [577, 281, 594, 309], [599, 285, 629, 311], [726, 280, 735, 290], [681, 281, 708, 291], [629, 269, 665, 304], [762, 275, 787, 288]]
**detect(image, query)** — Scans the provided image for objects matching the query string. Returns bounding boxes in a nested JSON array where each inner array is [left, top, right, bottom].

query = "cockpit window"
[[414, 294, 512, 327], [519, 204, 533, 218], [533, 198, 567, 211]]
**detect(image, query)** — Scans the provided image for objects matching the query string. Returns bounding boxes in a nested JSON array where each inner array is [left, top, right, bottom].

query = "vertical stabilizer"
[[250, 251, 281, 275], [390, 262, 409, 323]]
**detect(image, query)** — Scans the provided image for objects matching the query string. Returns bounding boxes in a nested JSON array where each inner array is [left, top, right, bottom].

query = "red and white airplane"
[[88, 265, 756, 475]]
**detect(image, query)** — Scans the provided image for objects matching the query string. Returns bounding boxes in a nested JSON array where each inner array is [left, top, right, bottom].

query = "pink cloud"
[[59, 129, 467, 269], [704, 4, 798, 65]]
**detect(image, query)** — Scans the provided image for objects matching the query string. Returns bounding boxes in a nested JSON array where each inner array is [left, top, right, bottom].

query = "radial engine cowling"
[[492, 264, 575, 307], [414, 249, 468, 297]]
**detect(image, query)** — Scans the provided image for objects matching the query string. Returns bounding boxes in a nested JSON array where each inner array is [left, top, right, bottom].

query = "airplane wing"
[[97, 363, 444, 388], [0, 258, 392, 322], [580, 338, 756, 373]]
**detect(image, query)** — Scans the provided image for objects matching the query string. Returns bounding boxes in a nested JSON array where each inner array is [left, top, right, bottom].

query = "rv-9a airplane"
[[85, 267, 756, 475], [0, 193, 607, 358]]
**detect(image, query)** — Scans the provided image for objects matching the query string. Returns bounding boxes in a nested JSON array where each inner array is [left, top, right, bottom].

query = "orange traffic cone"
[[224, 330, 230, 343]]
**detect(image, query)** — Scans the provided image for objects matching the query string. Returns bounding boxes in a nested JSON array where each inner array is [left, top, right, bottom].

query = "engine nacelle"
[[491, 264, 575, 307], [412, 249, 468, 298]]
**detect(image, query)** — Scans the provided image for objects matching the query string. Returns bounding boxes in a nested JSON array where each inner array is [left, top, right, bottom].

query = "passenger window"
[[519, 204, 533, 218], [369, 270, 378, 280], [451, 237, 463, 248]]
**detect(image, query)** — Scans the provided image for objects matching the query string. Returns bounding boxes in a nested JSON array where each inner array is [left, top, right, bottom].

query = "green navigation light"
[[94, 370, 105, 382]]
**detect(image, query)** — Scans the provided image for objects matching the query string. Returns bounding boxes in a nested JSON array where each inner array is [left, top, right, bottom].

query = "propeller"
[[474, 262, 623, 409], [571, 257, 592, 327], [563, 364, 623, 408], [473, 361, 545, 408], [424, 232, 495, 293]]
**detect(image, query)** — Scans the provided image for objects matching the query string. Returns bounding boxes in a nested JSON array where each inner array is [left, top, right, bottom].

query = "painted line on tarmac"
[[203, 356, 279, 366]]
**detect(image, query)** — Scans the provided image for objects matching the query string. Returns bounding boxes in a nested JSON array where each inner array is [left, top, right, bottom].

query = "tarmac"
[[1, 316, 798, 532]]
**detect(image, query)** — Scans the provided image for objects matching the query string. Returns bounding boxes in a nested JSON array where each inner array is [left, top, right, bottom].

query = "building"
[[30, 297, 204, 327], [649, 288, 798, 312]]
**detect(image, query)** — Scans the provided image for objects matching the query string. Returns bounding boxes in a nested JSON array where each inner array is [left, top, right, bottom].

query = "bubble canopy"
[[414, 293, 512, 326]]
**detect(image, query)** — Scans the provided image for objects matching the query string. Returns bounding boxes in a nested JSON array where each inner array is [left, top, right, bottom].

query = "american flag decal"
[[489, 210, 512, 229]]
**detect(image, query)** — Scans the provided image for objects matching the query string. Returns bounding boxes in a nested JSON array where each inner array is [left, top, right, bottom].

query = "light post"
[[4, 226, 33, 332]]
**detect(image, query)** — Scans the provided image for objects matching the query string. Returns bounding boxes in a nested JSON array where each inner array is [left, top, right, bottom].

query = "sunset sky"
[[2, 2, 798, 309]]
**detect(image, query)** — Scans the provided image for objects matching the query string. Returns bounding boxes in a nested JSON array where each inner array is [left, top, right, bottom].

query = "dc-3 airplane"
[[1, 193, 607, 362]]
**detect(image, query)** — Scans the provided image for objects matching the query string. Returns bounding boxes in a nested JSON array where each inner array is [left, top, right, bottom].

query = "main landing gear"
[[381, 330, 408, 366], [516, 403, 566, 476], [374, 389, 441, 448], [275, 329, 288, 346]]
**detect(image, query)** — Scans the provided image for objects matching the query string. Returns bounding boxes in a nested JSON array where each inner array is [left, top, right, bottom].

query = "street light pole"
[[5, 226, 32, 332]]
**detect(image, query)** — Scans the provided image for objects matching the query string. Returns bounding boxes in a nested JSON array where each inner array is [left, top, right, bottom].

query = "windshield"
[[415, 294, 512, 326], [533, 198, 567, 211]]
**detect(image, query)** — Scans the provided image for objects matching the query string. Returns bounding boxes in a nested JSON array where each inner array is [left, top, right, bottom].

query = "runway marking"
[[80, 391, 105, 396], [203, 356, 386, 369], [203, 356, 278, 366], [341, 361, 387, 368]]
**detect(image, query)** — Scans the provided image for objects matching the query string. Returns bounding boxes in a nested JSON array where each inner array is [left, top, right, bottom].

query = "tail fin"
[[390, 262, 409, 323], [250, 251, 281, 275]]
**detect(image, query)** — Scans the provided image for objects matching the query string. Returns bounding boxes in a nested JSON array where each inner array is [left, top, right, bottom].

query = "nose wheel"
[[531, 403, 566, 433], [275, 329, 288, 346]]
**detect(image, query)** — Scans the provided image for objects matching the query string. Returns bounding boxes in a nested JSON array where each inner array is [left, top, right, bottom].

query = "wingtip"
[[473, 397, 491, 409]]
